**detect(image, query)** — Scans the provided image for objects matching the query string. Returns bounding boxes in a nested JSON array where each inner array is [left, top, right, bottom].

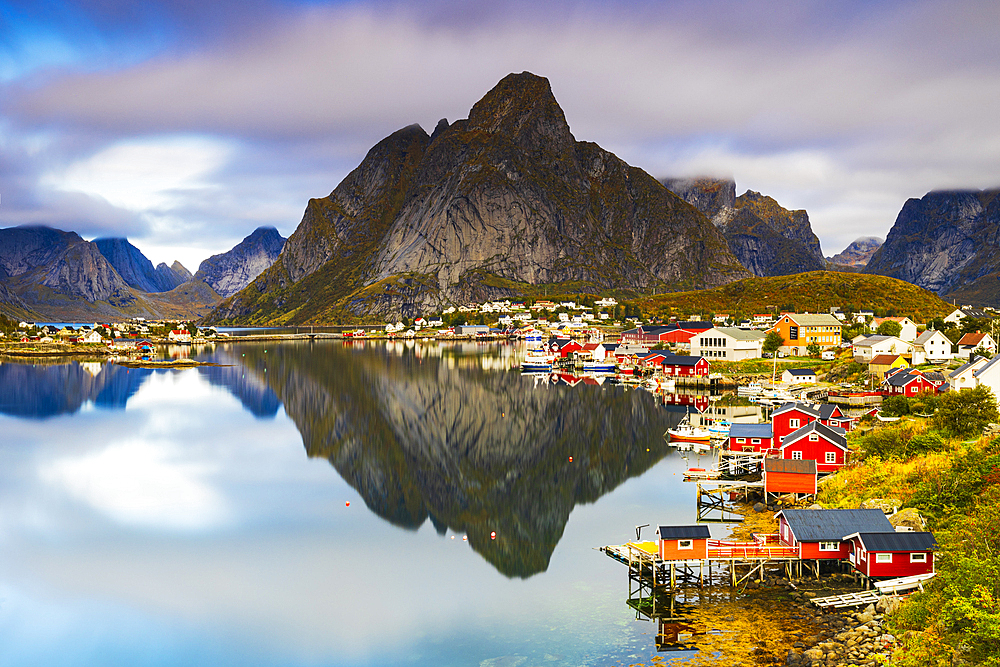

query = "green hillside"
[[639, 270, 954, 322]]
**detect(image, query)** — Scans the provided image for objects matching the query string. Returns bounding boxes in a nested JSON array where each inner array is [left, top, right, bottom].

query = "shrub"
[[933, 386, 1000, 438]]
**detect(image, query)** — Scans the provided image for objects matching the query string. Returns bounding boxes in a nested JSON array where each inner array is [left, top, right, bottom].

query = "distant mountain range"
[[0, 225, 285, 321], [827, 237, 883, 268]]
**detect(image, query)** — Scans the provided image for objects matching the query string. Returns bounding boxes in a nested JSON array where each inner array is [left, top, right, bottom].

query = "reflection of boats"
[[582, 361, 616, 373], [666, 414, 712, 444], [521, 348, 555, 371], [670, 439, 711, 452]]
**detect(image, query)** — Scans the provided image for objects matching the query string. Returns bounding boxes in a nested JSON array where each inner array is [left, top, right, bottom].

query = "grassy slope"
[[638, 270, 953, 322]]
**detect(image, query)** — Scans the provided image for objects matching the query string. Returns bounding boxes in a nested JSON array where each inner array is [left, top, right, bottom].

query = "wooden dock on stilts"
[[695, 479, 763, 522]]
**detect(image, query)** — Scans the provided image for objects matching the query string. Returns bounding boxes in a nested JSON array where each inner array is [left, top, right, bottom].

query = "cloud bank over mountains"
[[1, 0, 999, 267]]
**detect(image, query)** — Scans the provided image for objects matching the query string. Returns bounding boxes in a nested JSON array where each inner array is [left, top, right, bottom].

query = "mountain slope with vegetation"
[[638, 270, 953, 322]]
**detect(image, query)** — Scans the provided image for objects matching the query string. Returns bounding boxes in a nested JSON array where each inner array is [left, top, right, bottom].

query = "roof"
[[773, 402, 821, 418], [656, 525, 712, 540], [816, 404, 845, 420], [957, 307, 990, 319], [708, 327, 767, 341], [853, 335, 899, 347], [764, 458, 817, 475], [973, 355, 1000, 378], [785, 368, 816, 377], [958, 332, 989, 346], [781, 313, 843, 327], [846, 531, 937, 551], [914, 329, 948, 345], [776, 509, 894, 541], [869, 354, 905, 366], [780, 420, 848, 450], [949, 356, 987, 378], [885, 369, 927, 386], [661, 354, 705, 367], [729, 423, 773, 439]]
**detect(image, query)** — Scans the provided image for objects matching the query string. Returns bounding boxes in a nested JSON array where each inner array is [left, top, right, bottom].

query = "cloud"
[[2, 0, 1000, 261]]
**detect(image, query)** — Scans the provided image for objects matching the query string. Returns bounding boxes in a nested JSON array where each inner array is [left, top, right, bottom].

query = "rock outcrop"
[[827, 237, 883, 267], [208, 72, 749, 324], [864, 188, 1000, 304], [662, 178, 825, 277], [194, 226, 285, 298], [94, 237, 188, 292]]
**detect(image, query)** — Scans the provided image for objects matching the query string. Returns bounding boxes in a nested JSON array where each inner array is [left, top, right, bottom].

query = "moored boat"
[[665, 414, 712, 444], [521, 348, 555, 371]]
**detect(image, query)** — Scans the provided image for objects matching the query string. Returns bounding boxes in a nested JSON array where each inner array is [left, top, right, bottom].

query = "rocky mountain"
[[0, 225, 221, 321], [827, 237, 883, 267], [864, 189, 1000, 304], [194, 226, 285, 298], [207, 72, 749, 324], [663, 177, 825, 277], [94, 237, 190, 292]]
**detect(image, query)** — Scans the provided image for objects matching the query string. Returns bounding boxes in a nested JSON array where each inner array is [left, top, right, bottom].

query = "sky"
[[1, 0, 999, 271]]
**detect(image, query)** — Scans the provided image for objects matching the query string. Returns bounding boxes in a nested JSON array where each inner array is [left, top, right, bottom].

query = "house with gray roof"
[[775, 508, 895, 560], [912, 329, 953, 363], [689, 326, 766, 361]]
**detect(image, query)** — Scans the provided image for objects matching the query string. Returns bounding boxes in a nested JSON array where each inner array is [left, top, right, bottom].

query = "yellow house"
[[868, 354, 909, 381], [768, 313, 843, 356]]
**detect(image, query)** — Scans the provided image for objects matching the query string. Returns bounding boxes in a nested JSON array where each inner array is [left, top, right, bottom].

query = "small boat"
[[707, 419, 732, 437], [876, 413, 901, 422], [666, 414, 712, 443], [683, 467, 719, 480], [521, 348, 555, 372], [582, 361, 616, 373]]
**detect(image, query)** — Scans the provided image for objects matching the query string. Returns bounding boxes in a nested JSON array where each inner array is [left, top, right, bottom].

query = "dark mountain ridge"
[[207, 72, 750, 324], [194, 226, 286, 298], [662, 176, 825, 277], [864, 188, 1000, 305], [94, 237, 190, 292]]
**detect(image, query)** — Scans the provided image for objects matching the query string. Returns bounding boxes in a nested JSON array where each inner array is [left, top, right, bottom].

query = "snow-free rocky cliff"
[[207, 72, 750, 324], [194, 227, 286, 298]]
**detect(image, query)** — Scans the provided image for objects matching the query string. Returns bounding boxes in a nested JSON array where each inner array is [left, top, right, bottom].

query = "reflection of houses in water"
[[656, 619, 703, 652]]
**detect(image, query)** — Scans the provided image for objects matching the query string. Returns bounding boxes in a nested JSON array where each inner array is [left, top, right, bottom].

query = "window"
[[678, 539, 693, 550], [791, 451, 803, 460], [910, 553, 927, 563], [751, 438, 761, 445], [736, 438, 746, 444], [742, 446, 754, 452], [789, 418, 800, 429], [875, 553, 892, 563], [825, 452, 837, 464], [819, 541, 839, 551], [809, 434, 819, 442]]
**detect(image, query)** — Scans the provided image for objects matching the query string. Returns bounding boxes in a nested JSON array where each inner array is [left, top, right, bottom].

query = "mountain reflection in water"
[[0, 341, 674, 578], [237, 341, 673, 577]]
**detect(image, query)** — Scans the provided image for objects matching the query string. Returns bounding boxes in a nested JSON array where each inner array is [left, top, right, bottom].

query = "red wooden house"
[[775, 508, 894, 560], [779, 421, 849, 472], [637, 351, 668, 369], [763, 458, 817, 497], [881, 368, 947, 397], [817, 404, 854, 432], [621, 322, 712, 345], [660, 355, 710, 378], [728, 423, 774, 453], [655, 525, 711, 560], [772, 402, 822, 441], [842, 531, 937, 578], [549, 339, 583, 358]]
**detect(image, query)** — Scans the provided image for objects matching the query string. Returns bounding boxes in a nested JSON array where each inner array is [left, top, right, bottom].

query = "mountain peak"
[[467, 72, 573, 148]]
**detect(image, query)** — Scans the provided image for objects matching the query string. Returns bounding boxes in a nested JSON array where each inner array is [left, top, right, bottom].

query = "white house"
[[912, 330, 953, 363], [690, 327, 766, 361], [871, 317, 919, 342], [781, 368, 817, 384], [82, 330, 104, 344], [944, 307, 990, 325], [168, 329, 192, 342], [972, 356, 1000, 403], [948, 356, 989, 391], [957, 332, 997, 359], [852, 335, 910, 361]]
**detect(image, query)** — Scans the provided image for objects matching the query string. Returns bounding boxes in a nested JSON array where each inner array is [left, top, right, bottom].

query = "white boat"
[[737, 383, 763, 397], [876, 413, 901, 422], [707, 419, 732, 437], [521, 348, 555, 371], [666, 414, 712, 444], [582, 361, 616, 373]]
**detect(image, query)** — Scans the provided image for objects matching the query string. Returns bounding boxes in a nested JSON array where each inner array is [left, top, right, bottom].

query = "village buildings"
[[768, 313, 843, 356], [689, 327, 766, 361]]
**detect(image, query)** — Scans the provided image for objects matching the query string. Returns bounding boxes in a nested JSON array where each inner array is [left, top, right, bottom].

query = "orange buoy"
[[490, 531, 496, 540], [345, 501, 350, 507], [569, 456, 573, 462], [462, 535, 468, 541]]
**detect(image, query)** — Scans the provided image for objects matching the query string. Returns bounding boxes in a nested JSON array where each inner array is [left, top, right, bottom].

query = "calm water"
[[0, 340, 725, 667]]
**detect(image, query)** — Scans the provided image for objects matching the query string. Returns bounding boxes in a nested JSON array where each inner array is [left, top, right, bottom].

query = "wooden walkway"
[[812, 590, 881, 608]]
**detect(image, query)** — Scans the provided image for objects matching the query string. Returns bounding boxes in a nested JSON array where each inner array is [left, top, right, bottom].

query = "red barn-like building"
[[775, 509, 895, 560], [763, 458, 817, 497], [843, 532, 937, 578], [660, 355, 710, 378], [655, 525, 711, 560], [772, 402, 821, 441], [779, 421, 849, 472], [728, 423, 774, 453]]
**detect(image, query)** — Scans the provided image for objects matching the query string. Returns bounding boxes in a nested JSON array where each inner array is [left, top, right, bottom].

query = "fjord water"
[[0, 341, 713, 666]]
